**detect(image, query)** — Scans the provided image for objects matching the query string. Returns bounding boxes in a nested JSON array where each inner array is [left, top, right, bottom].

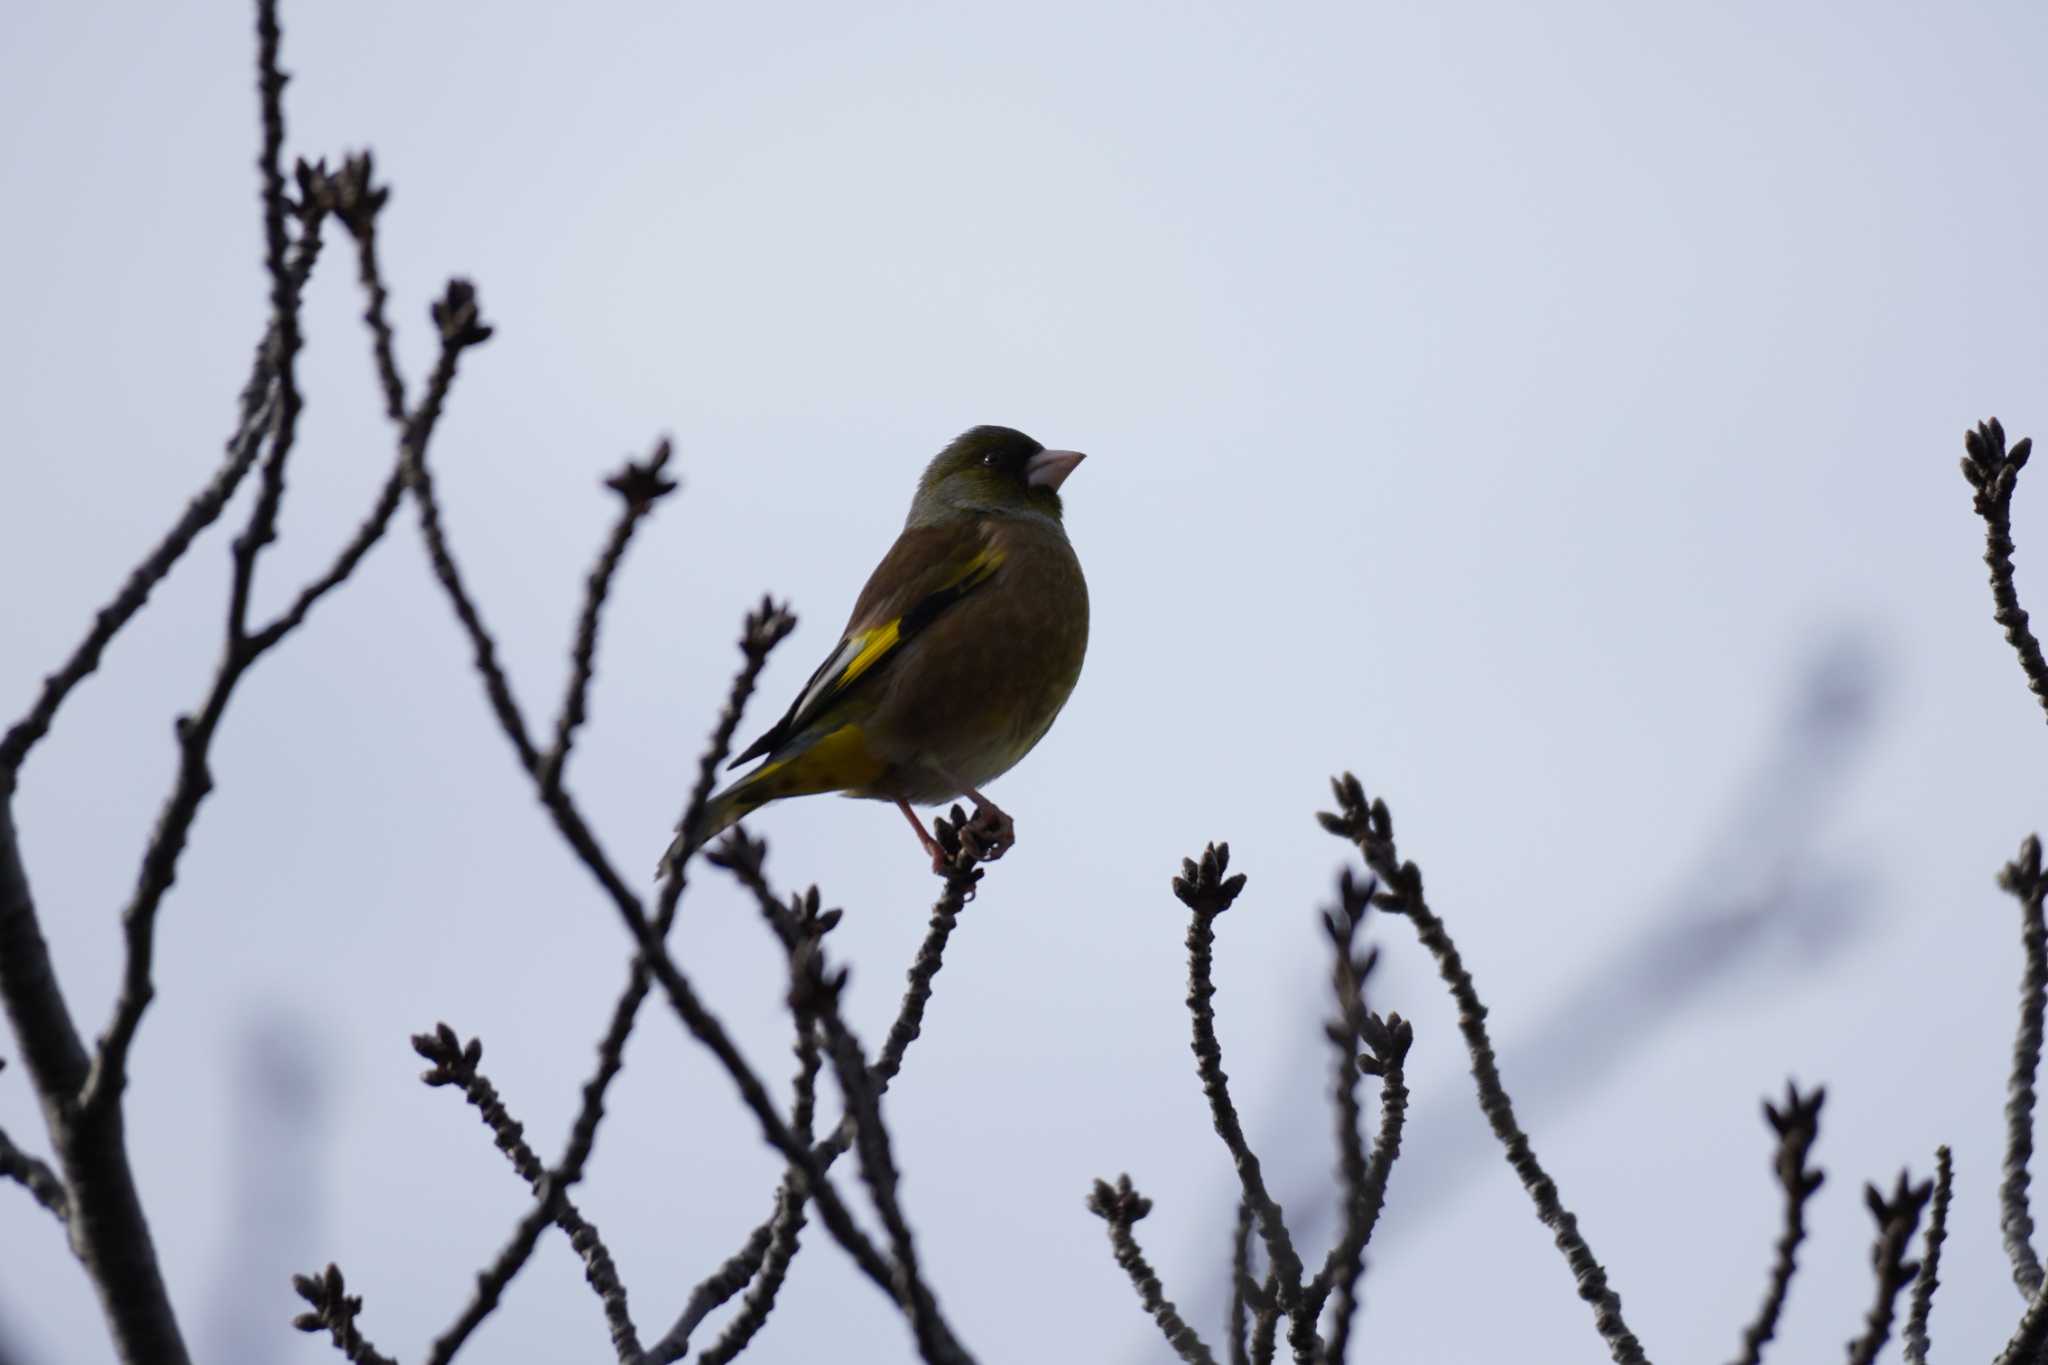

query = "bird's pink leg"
[[896, 798, 948, 872], [956, 781, 1009, 824]]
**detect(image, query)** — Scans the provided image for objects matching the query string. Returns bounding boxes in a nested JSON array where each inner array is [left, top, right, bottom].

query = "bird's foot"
[[928, 803, 1011, 881], [941, 801, 1013, 865], [962, 802, 1013, 862]]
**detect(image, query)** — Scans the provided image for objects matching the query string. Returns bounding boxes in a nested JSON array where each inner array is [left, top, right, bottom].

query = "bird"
[[663, 425, 1090, 873]]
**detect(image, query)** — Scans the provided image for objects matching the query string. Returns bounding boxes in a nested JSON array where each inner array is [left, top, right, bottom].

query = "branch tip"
[[1172, 841, 1246, 916]]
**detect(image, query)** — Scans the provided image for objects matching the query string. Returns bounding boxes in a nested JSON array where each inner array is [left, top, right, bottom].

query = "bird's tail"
[[656, 776, 774, 878]]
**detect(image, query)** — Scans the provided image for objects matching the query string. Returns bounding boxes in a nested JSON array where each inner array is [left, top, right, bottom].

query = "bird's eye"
[[981, 453, 998, 467]]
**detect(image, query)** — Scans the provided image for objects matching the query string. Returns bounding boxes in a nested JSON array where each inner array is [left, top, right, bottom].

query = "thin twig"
[[292, 1264, 399, 1365], [0, 52, 322, 792], [721, 838, 968, 1363], [399, 280, 527, 771], [407, 502, 914, 1343], [1993, 1287, 2048, 1365], [425, 1198, 558, 1365], [439, 602, 791, 1357], [325, 152, 404, 423], [1320, 1012, 1410, 1363], [1303, 868, 1401, 1352], [249, 459, 409, 654], [0, 1113, 68, 1227], [401, 527, 819, 1356], [1249, 1268, 1282, 1365], [557, 598, 791, 1195], [539, 440, 680, 795], [1902, 1146, 1951, 1365], [228, 3, 315, 652], [807, 958, 966, 1364], [2000, 834, 2048, 1298], [412, 1024, 640, 1362], [0, 376, 279, 790], [653, 832, 979, 1358], [695, 1015, 823, 1365], [1088, 1175, 1220, 1365], [1228, 1200, 1254, 1365], [1960, 418, 2048, 724], [1845, 1170, 1934, 1365], [1319, 774, 1648, 1364], [1728, 1083, 1825, 1365], [661, 1224, 773, 1362], [1171, 842, 1315, 1360]]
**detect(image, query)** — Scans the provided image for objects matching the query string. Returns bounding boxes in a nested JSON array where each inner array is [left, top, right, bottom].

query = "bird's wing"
[[729, 520, 1003, 768]]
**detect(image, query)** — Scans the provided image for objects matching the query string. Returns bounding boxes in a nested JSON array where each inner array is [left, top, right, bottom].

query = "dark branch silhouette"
[[1089, 1175, 1219, 1365], [1844, 1170, 1934, 1365], [292, 1265, 397, 1365], [1902, 1145, 1951, 1365], [1318, 774, 1648, 1363], [1961, 418, 2048, 724], [1728, 1083, 1825, 1365], [410, 1025, 639, 1360], [1999, 832, 2048, 1298]]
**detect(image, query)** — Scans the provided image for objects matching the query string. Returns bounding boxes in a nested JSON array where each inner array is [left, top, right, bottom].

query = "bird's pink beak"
[[1025, 449, 1086, 491]]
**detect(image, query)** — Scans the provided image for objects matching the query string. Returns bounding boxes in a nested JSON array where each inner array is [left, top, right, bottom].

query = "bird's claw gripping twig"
[[929, 803, 1012, 878]]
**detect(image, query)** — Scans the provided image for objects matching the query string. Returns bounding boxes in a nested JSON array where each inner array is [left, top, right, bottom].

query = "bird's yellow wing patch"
[[728, 538, 1005, 771], [785, 545, 1003, 730], [834, 619, 903, 693]]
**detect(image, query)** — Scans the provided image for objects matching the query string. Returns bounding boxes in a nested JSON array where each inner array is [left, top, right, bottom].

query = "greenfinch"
[[665, 425, 1090, 871]]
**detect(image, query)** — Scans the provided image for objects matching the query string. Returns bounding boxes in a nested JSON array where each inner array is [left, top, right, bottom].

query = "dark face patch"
[[934, 425, 1044, 487], [914, 424, 1065, 523]]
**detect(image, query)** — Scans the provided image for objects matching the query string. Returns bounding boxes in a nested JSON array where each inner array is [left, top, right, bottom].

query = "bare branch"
[[2000, 834, 2048, 1298], [394, 506, 810, 1355], [805, 955, 967, 1364], [78, 184, 481, 1125], [1960, 419, 2048, 724], [1902, 1145, 1951, 1365], [1728, 1082, 1826, 1365], [0, 1096, 68, 1228], [712, 834, 970, 1362], [0, 387, 277, 790], [1303, 868, 1409, 1355], [557, 598, 792, 1199], [659, 1222, 774, 1363], [653, 825, 980, 1357], [293, 1263, 399, 1365], [1171, 842, 1316, 1359], [1994, 1287, 2048, 1365], [325, 151, 404, 423], [0, 129, 324, 790], [1249, 1268, 1282, 1365], [1228, 1200, 1254, 1365], [1319, 773, 1648, 1364], [1319, 1011, 1411, 1362], [1088, 1175, 1220, 1365], [412, 1024, 640, 1361], [692, 1014, 823, 1365], [248, 458, 409, 654], [539, 440, 680, 795], [398, 279, 530, 769], [1845, 1169, 1934, 1365], [425, 1197, 557, 1365]]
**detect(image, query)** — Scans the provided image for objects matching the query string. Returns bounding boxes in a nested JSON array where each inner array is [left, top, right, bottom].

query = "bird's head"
[[908, 425, 1086, 527]]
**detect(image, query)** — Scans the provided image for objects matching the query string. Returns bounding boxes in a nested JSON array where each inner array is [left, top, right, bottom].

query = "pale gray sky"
[[5, 1, 2048, 1361]]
